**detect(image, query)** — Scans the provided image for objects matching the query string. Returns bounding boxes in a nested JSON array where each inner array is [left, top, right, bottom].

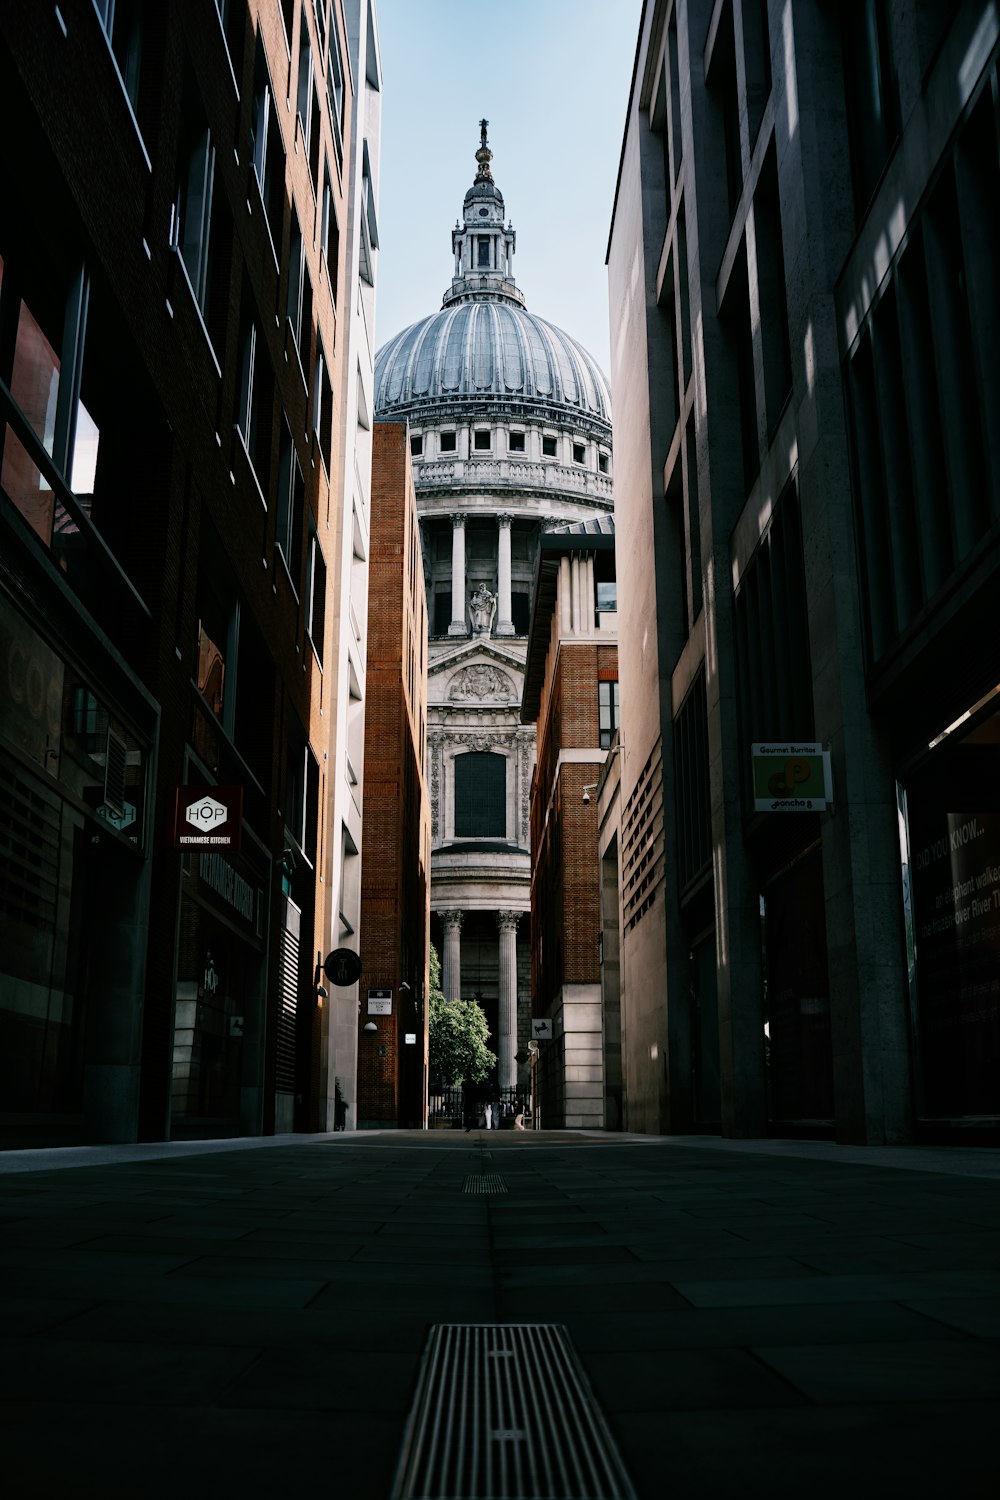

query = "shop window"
[[439, 431, 456, 453], [599, 679, 620, 750], [454, 751, 505, 838], [250, 36, 285, 254], [542, 435, 557, 457]]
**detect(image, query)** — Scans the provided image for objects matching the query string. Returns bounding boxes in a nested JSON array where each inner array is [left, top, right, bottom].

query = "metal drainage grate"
[[392, 1324, 637, 1500], [463, 1173, 507, 1194]]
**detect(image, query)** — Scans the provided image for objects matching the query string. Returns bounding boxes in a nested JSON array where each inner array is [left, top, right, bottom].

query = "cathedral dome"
[[374, 121, 611, 438], [374, 302, 611, 429]]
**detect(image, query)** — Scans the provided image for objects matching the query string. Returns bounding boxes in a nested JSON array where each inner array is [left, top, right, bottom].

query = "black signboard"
[[324, 948, 363, 987]]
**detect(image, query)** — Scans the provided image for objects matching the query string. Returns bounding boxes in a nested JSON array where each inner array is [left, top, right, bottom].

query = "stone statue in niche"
[[449, 664, 513, 702], [469, 584, 497, 636]]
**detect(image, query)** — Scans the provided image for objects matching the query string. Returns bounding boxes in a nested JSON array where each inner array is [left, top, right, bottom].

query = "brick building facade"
[[357, 422, 431, 1128], [0, 0, 379, 1144], [522, 518, 617, 1128]]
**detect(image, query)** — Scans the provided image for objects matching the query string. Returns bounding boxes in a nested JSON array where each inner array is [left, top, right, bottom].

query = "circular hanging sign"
[[324, 948, 363, 987]]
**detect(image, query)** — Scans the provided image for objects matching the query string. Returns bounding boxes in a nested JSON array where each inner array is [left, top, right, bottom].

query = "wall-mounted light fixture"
[[362, 1020, 378, 1034]]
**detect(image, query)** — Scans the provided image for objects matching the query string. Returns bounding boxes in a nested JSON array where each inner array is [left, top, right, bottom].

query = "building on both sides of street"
[[357, 422, 432, 1129], [0, 1, 381, 1145], [373, 125, 614, 1110], [606, 0, 1000, 1142]]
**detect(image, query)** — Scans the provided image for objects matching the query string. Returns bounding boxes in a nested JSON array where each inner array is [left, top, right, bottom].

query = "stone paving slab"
[[2, 1130, 1000, 1499]]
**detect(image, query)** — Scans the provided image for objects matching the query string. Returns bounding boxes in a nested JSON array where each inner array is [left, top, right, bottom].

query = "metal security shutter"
[[274, 896, 301, 1094]]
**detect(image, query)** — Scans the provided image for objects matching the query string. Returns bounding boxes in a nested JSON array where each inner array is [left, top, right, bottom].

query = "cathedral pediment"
[[429, 639, 523, 697]]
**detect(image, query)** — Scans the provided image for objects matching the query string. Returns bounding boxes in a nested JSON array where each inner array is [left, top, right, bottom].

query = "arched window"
[[454, 752, 506, 838]]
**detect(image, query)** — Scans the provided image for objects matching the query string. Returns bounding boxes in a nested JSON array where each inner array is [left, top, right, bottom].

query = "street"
[[2, 1132, 999, 1498]]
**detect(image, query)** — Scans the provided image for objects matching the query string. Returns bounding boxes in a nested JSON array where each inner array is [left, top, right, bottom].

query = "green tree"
[[427, 945, 497, 1085]]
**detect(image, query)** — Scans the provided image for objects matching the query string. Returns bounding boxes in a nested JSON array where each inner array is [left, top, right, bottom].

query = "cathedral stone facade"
[[374, 124, 612, 1093]]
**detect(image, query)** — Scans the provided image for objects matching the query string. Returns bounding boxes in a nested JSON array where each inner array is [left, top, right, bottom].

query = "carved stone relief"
[[448, 664, 514, 702]]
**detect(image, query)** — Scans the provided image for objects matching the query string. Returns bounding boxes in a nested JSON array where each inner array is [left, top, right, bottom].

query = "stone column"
[[448, 515, 467, 635], [496, 514, 514, 635], [441, 909, 464, 1001], [497, 910, 520, 1089]]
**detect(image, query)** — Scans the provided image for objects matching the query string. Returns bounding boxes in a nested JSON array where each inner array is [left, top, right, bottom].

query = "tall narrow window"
[[599, 680, 620, 749], [96, 0, 143, 115], [314, 342, 332, 473], [327, 34, 345, 167], [237, 311, 273, 491], [454, 752, 506, 838], [276, 419, 304, 587], [306, 531, 327, 663], [250, 38, 285, 251], [174, 74, 215, 310]]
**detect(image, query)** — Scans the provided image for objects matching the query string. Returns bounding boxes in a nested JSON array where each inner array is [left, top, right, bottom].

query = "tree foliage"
[[427, 945, 497, 1086]]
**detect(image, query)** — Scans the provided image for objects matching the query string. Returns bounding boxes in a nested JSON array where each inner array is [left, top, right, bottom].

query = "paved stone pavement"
[[1, 1131, 999, 1499]]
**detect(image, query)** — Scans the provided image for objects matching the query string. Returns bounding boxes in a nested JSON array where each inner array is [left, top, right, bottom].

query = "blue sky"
[[372, 0, 643, 378]]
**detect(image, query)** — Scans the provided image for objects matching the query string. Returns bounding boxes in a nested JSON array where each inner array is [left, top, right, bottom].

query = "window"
[[842, 0, 900, 219], [474, 430, 491, 451], [250, 38, 285, 252], [237, 310, 273, 490], [327, 33, 345, 168], [410, 434, 423, 456], [433, 589, 453, 636], [511, 590, 531, 636], [173, 74, 216, 310], [306, 530, 327, 662], [598, 453, 609, 474], [596, 581, 617, 613], [312, 0, 327, 51], [276, 419, 304, 587], [95, 0, 144, 117], [599, 679, 620, 749], [319, 163, 339, 300], [286, 210, 312, 360], [296, 11, 319, 189], [454, 752, 506, 838], [477, 237, 490, 267], [314, 342, 332, 473], [508, 431, 525, 453], [573, 443, 586, 465], [542, 435, 557, 457], [286, 724, 319, 862], [439, 431, 457, 453], [358, 139, 378, 287]]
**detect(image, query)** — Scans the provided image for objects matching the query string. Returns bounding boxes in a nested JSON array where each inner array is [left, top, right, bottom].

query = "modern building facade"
[[607, 0, 1000, 1142], [0, 0, 378, 1145], [374, 125, 613, 1096], [521, 517, 618, 1128], [357, 421, 431, 1129]]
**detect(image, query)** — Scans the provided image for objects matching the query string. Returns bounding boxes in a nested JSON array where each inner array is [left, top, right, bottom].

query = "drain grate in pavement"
[[463, 1173, 507, 1194], [391, 1323, 637, 1500]]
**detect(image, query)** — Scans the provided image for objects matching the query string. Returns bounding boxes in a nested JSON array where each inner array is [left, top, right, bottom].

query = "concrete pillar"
[[559, 555, 572, 635], [441, 909, 463, 1000], [448, 515, 467, 635], [496, 514, 514, 635], [497, 910, 520, 1089]]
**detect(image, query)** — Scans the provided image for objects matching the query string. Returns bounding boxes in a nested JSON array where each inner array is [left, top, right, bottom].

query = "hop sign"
[[174, 785, 243, 849]]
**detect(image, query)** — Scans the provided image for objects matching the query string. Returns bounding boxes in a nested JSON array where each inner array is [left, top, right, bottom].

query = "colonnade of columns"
[[447, 513, 515, 637], [439, 908, 521, 1088]]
